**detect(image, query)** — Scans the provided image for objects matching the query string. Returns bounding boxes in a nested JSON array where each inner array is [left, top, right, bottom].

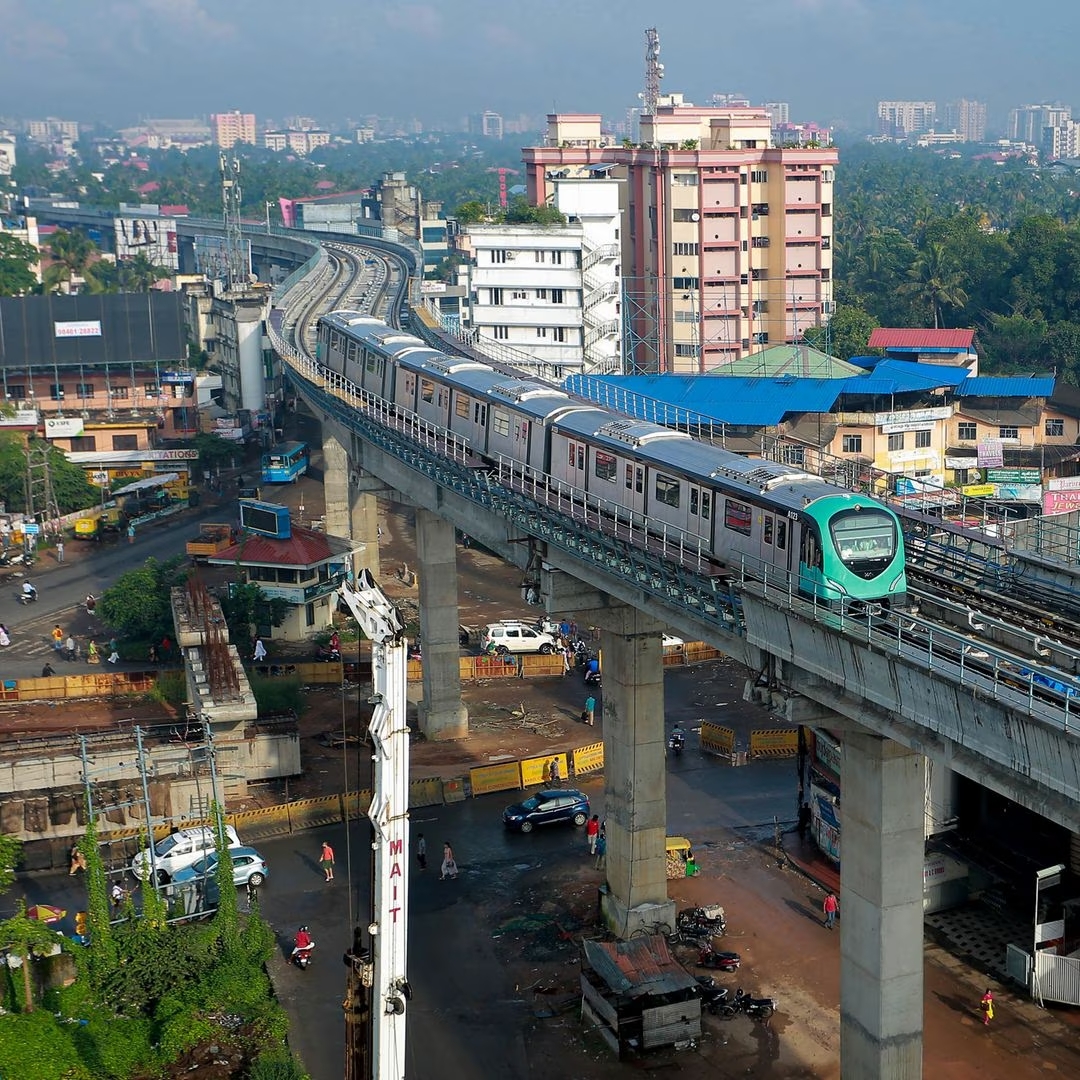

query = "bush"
[[147, 669, 186, 707], [250, 675, 306, 716], [72, 1015, 156, 1079], [250, 1048, 310, 1080], [0, 1011, 91, 1080], [157, 1008, 216, 1061]]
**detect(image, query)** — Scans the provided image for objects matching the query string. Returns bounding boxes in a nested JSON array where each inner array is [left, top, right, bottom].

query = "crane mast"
[[337, 570, 410, 1080]]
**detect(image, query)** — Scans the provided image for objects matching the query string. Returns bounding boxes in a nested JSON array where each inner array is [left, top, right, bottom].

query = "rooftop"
[[867, 327, 977, 351], [208, 524, 354, 568]]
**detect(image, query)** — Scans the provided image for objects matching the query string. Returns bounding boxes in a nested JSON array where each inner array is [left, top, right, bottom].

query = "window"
[[70, 435, 96, 452], [750, 169, 768, 183], [888, 432, 905, 452], [492, 250, 508, 264], [673, 209, 699, 222], [492, 411, 511, 437], [673, 173, 699, 186], [914, 429, 932, 449], [673, 242, 699, 256], [455, 395, 470, 418], [112, 435, 138, 451], [777, 520, 788, 550], [144, 383, 160, 397], [673, 276, 699, 290], [655, 474, 681, 508], [753, 332, 769, 345], [724, 499, 752, 535], [512, 290, 527, 300], [5, 384, 25, 401], [999, 426, 1019, 440], [553, 327, 567, 343], [306, 603, 316, 627], [551, 250, 563, 265], [536, 327, 548, 338], [594, 451, 617, 482], [536, 289, 548, 300], [751, 203, 769, 216], [781, 445, 804, 465], [675, 344, 699, 357], [110, 387, 129, 400], [490, 287, 504, 305], [625, 464, 633, 489], [76, 383, 94, 398], [751, 268, 767, 281], [1046, 418, 1065, 437], [493, 326, 509, 340], [822, 203, 832, 216], [50, 384, 65, 400], [751, 236, 770, 248], [420, 379, 435, 404], [957, 422, 976, 440], [764, 516, 773, 544], [550, 289, 564, 304]]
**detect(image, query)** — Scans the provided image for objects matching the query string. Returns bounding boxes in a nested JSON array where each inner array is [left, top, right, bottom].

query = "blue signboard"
[[239, 500, 291, 539]]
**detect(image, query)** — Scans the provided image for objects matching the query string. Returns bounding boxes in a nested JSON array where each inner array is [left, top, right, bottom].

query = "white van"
[[131, 825, 241, 883]]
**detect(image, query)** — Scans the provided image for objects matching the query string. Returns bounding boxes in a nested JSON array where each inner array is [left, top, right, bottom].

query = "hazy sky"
[[1, 0, 1077, 132]]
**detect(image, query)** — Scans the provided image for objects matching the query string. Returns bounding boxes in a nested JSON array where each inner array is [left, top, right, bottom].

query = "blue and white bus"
[[260, 441, 309, 484]]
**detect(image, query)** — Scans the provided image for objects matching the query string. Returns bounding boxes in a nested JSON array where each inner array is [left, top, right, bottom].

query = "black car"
[[503, 789, 590, 833]]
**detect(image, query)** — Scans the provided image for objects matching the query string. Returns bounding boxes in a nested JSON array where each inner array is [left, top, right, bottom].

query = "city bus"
[[260, 441, 309, 484]]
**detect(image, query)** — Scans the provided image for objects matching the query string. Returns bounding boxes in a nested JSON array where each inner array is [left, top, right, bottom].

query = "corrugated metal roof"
[[868, 328, 976, 349], [954, 376, 1056, 397], [860, 359, 969, 390], [582, 936, 697, 998], [706, 343, 863, 379]]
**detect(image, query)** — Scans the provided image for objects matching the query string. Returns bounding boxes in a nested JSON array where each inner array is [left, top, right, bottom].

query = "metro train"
[[315, 310, 907, 609]]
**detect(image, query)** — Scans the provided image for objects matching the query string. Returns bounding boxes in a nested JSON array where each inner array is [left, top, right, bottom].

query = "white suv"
[[482, 620, 558, 655], [131, 824, 241, 883]]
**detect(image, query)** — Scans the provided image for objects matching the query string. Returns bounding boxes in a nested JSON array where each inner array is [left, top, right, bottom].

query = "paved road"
[[0, 502, 234, 677]]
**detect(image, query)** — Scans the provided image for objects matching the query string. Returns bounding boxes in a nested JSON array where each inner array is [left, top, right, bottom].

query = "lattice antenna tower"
[[643, 28, 663, 118], [25, 442, 60, 537], [220, 152, 246, 289]]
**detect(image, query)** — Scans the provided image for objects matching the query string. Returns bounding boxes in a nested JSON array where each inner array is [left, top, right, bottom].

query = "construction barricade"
[[469, 761, 523, 797], [572, 741, 605, 776], [748, 728, 799, 759], [699, 722, 736, 760]]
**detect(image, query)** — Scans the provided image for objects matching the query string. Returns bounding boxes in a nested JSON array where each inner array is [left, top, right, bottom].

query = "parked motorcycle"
[[677, 904, 727, 938], [315, 645, 341, 662], [694, 975, 731, 1015], [720, 988, 777, 1021], [696, 946, 741, 972]]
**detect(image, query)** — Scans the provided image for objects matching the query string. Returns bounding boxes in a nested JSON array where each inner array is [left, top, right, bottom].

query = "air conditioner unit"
[[822, 301, 835, 314]]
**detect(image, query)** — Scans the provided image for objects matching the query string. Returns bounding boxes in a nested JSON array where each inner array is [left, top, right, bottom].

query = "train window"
[[578, 446, 585, 470], [764, 516, 773, 545], [635, 467, 644, 494], [625, 464, 633, 489], [777, 521, 787, 550], [365, 351, 378, 373], [701, 491, 711, 520], [569, 442, 576, 466], [420, 379, 435, 404], [724, 499, 752, 535], [405, 375, 415, 395], [690, 488, 698, 516], [803, 531, 822, 570], [493, 411, 511, 437], [347, 342, 357, 362], [830, 510, 896, 562], [595, 452, 617, 483], [455, 395, 470, 418], [655, 475, 681, 508]]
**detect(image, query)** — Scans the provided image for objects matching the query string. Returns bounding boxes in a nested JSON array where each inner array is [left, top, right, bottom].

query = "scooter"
[[668, 730, 686, 756], [584, 659, 601, 686], [17, 588, 38, 606], [316, 645, 341, 662], [694, 975, 731, 1015], [721, 988, 777, 1021], [696, 945, 741, 972], [291, 938, 315, 970], [677, 904, 727, 937]]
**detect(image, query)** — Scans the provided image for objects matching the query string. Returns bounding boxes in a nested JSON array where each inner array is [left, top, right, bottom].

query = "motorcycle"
[[694, 975, 731, 1015], [677, 905, 727, 937], [291, 938, 315, 970], [668, 730, 685, 756], [584, 659, 601, 686], [697, 945, 741, 972], [17, 588, 38, 606], [316, 645, 341, 662], [720, 988, 778, 1021]]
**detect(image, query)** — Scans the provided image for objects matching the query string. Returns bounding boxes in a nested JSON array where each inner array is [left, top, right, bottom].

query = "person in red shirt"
[[823, 892, 839, 930], [292, 926, 313, 960], [586, 815, 600, 855]]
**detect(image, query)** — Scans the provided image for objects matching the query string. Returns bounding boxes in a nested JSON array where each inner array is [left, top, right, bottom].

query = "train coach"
[[312, 311, 907, 609]]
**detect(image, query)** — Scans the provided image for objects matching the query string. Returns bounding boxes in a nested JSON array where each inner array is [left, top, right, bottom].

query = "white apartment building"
[[0, 133, 15, 176], [28, 118, 79, 143], [1009, 104, 1071, 145], [877, 101, 937, 137], [942, 100, 987, 142]]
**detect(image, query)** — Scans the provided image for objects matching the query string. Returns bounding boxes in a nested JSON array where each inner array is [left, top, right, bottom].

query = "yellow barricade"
[[470, 655, 521, 680], [342, 790, 373, 821], [469, 761, 523, 797], [700, 722, 735, 757], [521, 752, 568, 787], [749, 728, 799, 758], [521, 653, 565, 678], [684, 643, 723, 664], [407, 658, 423, 682], [572, 741, 605, 775], [409, 778, 443, 808]]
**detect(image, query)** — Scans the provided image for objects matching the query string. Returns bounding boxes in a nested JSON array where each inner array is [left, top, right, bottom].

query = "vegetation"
[[99, 557, 187, 643], [452, 196, 566, 226], [0, 232, 38, 296], [249, 675, 306, 717], [221, 581, 289, 646], [0, 435, 97, 514]]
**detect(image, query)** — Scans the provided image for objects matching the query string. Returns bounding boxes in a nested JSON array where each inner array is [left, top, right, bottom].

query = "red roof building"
[[867, 327, 978, 374]]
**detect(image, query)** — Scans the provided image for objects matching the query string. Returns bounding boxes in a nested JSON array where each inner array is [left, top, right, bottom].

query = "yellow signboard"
[[572, 742, 605, 775], [961, 484, 995, 498], [469, 761, 522, 797]]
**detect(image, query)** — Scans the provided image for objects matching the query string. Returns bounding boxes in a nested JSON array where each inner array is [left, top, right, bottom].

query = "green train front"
[[798, 495, 907, 609]]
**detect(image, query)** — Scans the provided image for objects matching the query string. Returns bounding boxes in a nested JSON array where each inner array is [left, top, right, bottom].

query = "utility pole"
[[24, 441, 60, 543]]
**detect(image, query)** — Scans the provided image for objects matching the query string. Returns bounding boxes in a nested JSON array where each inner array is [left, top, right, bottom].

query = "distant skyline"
[[1, 0, 1078, 133]]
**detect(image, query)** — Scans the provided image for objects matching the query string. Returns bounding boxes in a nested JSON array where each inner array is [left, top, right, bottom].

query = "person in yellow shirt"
[[51, 625, 64, 652]]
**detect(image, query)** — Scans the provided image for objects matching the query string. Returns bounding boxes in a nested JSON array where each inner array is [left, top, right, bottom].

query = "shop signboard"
[[1044, 490, 1080, 516], [987, 468, 1041, 484]]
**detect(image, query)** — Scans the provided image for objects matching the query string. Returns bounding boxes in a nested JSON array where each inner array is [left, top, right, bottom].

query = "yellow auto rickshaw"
[[666, 836, 699, 879]]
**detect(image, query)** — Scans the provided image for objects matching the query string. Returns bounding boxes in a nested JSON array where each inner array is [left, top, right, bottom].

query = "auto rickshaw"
[[666, 836, 699, 879]]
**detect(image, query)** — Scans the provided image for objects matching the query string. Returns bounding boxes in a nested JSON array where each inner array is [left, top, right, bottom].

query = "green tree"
[[220, 582, 288, 646], [981, 311, 1048, 370], [0, 901, 63, 1012], [119, 253, 170, 293], [99, 557, 187, 641], [803, 303, 880, 361], [1045, 321, 1080, 383], [42, 229, 98, 294], [504, 197, 566, 225], [0, 436, 97, 515], [0, 233, 38, 296], [193, 432, 237, 472], [897, 242, 969, 329], [453, 200, 489, 224], [0, 834, 22, 892]]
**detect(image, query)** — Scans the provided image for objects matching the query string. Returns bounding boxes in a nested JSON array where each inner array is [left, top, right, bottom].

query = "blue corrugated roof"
[[864, 359, 969, 389], [954, 376, 1056, 397]]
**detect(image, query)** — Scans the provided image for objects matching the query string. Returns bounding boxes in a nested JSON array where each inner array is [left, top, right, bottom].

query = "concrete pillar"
[[841, 730, 925, 1080], [350, 486, 380, 577], [595, 605, 673, 938], [323, 431, 350, 539], [415, 509, 468, 740]]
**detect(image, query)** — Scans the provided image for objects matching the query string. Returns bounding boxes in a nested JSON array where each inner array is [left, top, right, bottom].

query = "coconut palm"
[[119, 252, 170, 293], [897, 242, 969, 329], [42, 229, 98, 294]]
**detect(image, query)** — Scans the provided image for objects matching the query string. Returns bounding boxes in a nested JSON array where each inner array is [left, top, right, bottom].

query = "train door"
[[798, 519, 823, 596], [513, 417, 530, 471], [761, 512, 775, 573], [687, 484, 712, 542], [623, 462, 646, 516], [565, 439, 587, 491], [775, 514, 795, 585]]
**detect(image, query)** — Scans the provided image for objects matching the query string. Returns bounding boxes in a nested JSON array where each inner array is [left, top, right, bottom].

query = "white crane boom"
[[337, 569, 410, 1080]]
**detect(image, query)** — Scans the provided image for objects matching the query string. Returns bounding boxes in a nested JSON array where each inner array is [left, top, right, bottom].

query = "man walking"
[[584, 694, 597, 726], [320, 840, 335, 882], [549, 757, 561, 784], [52, 625, 64, 652], [823, 891, 839, 930], [594, 831, 607, 870], [253, 637, 267, 662], [416, 833, 427, 870], [586, 814, 600, 856]]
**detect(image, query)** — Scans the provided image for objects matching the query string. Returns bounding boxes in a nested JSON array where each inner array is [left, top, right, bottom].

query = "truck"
[[185, 523, 234, 562]]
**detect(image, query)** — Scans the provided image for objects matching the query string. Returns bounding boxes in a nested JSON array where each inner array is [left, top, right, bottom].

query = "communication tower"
[[643, 28, 663, 117], [220, 152, 247, 289]]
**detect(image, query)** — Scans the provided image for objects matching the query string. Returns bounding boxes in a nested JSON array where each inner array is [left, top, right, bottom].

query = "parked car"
[[171, 847, 269, 890], [481, 620, 558, 655], [130, 825, 241, 883], [503, 789, 590, 833]]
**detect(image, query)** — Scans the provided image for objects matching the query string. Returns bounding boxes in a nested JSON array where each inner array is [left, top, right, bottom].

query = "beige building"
[[523, 107, 836, 373], [264, 130, 330, 155], [211, 111, 256, 149]]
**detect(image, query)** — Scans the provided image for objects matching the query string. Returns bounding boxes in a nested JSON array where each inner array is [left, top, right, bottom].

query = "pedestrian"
[[562, 645, 573, 675], [148, 643, 159, 664], [41, 662, 55, 677], [253, 637, 267, 662], [586, 814, 600, 855], [416, 833, 427, 870], [127, 522, 135, 544], [52, 625, 64, 652], [110, 882, 126, 914], [440, 840, 458, 880], [0, 625, 9, 648], [823, 891, 839, 930], [160, 636, 172, 660], [594, 832, 607, 870], [86, 640, 100, 665], [320, 840, 335, 882], [85, 593, 96, 615], [980, 988, 994, 1026], [69, 842, 87, 876], [107, 638, 120, 665], [548, 757, 561, 784], [798, 801, 811, 840], [56, 538, 64, 563], [584, 694, 597, 726], [559, 619, 571, 640], [246, 876, 259, 909], [64, 634, 76, 662]]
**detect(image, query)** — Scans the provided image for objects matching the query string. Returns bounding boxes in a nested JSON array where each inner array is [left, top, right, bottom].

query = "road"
[[0, 501, 234, 677]]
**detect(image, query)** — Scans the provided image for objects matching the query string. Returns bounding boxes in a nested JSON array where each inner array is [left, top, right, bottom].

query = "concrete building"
[[27, 118, 79, 144], [211, 111, 256, 149], [118, 119, 211, 152], [264, 129, 331, 155], [522, 107, 836, 373], [877, 101, 937, 138], [1009, 104, 1071, 145], [943, 99, 987, 143], [0, 133, 15, 176]]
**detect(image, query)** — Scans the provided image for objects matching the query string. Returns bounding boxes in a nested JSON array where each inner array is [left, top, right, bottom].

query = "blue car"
[[503, 789, 590, 833]]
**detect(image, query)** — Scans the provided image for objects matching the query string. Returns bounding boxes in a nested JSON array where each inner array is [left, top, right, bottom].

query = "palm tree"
[[42, 229, 97, 294], [897, 242, 969, 329], [119, 253, 169, 293], [0, 901, 62, 1012]]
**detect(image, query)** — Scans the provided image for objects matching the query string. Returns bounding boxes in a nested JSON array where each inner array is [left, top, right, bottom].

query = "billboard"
[[54, 321, 102, 338], [114, 215, 179, 270]]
